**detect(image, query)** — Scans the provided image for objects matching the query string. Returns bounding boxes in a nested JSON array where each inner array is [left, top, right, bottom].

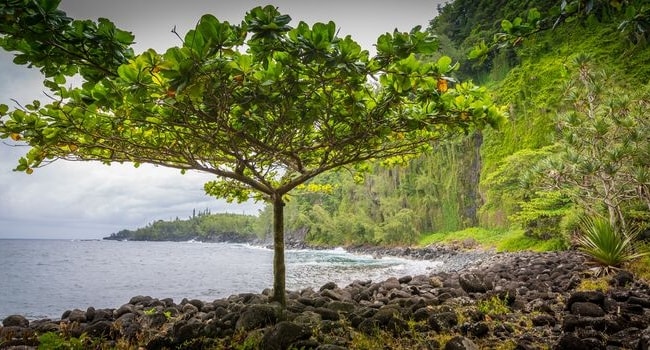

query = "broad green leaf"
[[13, 54, 29, 65], [436, 56, 453, 73], [114, 29, 135, 44], [54, 74, 66, 85], [375, 33, 393, 55], [184, 29, 206, 55], [117, 64, 138, 83], [501, 19, 513, 33]]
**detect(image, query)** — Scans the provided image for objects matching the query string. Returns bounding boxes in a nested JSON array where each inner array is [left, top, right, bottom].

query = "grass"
[[576, 277, 611, 292], [477, 295, 510, 316], [626, 249, 650, 283], [418, 227, 567, 252]]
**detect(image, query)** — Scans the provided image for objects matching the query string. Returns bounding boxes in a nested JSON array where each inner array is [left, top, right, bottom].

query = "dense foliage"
[[265, 0, 650, 248]]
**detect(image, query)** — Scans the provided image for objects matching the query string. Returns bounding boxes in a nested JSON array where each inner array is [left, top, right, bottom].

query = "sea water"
[[0, 239, 440, 319]]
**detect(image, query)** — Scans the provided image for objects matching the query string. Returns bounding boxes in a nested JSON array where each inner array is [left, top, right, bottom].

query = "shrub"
[[576, 216, 649, 274]]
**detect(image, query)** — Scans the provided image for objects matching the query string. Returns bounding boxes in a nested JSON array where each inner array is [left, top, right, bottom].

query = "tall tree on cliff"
[[0, 1, 504, 305]]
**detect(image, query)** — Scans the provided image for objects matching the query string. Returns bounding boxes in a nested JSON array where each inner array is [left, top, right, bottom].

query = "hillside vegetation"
[[254, 0, 650, 250]]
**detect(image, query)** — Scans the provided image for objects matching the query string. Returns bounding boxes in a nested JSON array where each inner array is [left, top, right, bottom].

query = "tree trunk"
[[272, 196, 286, 307]]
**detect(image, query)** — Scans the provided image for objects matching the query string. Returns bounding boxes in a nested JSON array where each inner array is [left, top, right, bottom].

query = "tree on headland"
[[0, 1, 504, 306]]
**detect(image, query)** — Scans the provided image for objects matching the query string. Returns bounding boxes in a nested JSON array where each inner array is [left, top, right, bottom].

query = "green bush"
[[509, 190, 575, 241], [577, 216, 649, 272]]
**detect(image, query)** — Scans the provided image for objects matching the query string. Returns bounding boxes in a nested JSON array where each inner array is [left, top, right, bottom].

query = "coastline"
[[2, 247, 650, 349]]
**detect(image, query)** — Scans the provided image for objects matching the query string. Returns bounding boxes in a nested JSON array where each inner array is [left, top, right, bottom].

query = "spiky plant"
[[576, 216, 648, 275]]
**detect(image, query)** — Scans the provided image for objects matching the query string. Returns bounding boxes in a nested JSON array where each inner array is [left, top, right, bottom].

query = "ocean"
[[0, 239, 440, 320]]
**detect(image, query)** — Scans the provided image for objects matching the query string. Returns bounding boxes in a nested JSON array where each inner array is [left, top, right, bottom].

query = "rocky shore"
[[2, 248, 650, 349]]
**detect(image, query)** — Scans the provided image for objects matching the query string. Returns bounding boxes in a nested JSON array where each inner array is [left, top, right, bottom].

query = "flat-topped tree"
[[0, 2, 504, 306]]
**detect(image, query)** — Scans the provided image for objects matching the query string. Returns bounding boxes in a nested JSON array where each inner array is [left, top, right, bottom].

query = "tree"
[[534, 55, 650, 231], [0, 1, 504, 306]]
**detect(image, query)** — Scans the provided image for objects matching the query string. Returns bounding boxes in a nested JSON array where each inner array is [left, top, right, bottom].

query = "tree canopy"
[[0, 0, 504, 305]]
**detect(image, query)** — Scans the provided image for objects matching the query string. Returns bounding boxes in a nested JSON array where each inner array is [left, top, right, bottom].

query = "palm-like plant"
[[577, 216, 648, 275]]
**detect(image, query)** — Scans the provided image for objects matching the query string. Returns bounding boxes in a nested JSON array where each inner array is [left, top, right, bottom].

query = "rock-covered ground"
[[2, 247, 650, 349]]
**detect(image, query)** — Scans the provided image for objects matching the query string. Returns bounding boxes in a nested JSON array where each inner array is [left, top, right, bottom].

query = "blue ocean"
[[0, 240, 439, 319]]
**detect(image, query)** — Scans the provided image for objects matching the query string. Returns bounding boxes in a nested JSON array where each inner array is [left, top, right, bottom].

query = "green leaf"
[[527, 8, 541, 23], [37, 0, 62, 13], [198, 14, 228, 47], [114, 29, 135, 45], [13, 54, 29, 65], [501, 19, 513, 33], [184, 29, 206, 54], [312, 21, 336, 47], [0, 104, 8, 116], [117, 64, 138, 83], [145, 117, 162, 124], [375, 33, 393, 55], [468, 41, 489, 61], [54, 74, 66, 85], [436, 56, 453, 73]]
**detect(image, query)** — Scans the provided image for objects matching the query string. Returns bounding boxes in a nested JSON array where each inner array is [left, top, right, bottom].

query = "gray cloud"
[[0, 0, 443, 239]]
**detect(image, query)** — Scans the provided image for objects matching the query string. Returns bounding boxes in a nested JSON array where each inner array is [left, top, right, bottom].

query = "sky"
[[0, 0, 445, 239]]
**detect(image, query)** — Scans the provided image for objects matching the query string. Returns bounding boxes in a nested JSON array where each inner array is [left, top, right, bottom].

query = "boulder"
[[293, 311, 322, 327], [327, 301, 357, 314], [466, 322, 489, 338], [531, 314, 556, 327], [321, 289, 344, 301], [129, 295, 154, 306], [313, 306, 341, 321], [639, 326, 650, 350], [235, 304, 280, 331], [115, 312, 141, 339], [261, 321, 312, 350], [428, 312, 458, 332], [612, 270, 634, 287], [172, 318, 204, 344], [185, 298, 205, 311], [566, 291, 605, 309], [554, 333, 591, 350], [114, 304, 135, 318], [67, 309, 87, 323], [381, 277, 401, 291], [2, 315, 29, 328], [444, 336, 479, 350], [570, 302, 605, 317], [85, 320, 113, 338], [320, 282, 338, 291], [458, 273, 492, 293]]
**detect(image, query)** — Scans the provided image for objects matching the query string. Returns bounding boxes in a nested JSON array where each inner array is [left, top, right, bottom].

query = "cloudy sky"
[[0, 0, 444, 239]]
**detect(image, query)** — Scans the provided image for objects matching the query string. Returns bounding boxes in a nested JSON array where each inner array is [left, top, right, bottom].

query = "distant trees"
[[105, 212, 261, 241]]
